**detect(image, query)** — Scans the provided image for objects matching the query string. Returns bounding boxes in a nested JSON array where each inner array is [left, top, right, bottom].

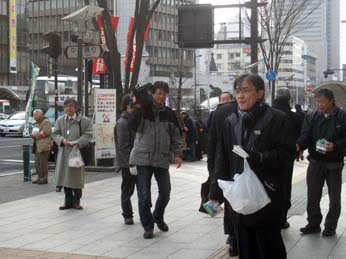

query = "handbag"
[[79, 120, 93, 166]]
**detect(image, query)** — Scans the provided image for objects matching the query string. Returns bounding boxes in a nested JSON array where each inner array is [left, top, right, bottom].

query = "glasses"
[[235, 87, 256, 94]]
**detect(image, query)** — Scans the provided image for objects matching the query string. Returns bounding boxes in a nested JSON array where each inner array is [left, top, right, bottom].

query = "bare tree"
[[124, 0, 161, 93], [245, 0, 322, 102], [93, 0, 160, 116]]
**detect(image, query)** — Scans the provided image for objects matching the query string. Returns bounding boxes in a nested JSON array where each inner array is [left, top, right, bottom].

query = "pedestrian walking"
[[273, 87, 303, 229], [53, 99, 92, 210], [180, 111, 199, 161], [31, 109, 52, 185], [297, 88, 346, 237], [129, 81, 182, 239], [213, 74, 295, 259], [115, 94, 136, 225]]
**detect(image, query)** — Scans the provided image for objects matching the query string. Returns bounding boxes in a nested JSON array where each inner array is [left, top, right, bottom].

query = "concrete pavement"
[[1, 159, 346, 259]]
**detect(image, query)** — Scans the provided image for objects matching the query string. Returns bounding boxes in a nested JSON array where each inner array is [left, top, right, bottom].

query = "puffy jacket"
[[297, 107, 346, 163], [129, 105, 182, 169]]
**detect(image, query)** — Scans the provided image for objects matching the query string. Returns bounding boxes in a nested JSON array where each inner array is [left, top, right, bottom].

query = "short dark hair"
[[219, 91, 233, 101], [64, 98, 78, 108], [152, 81, 169, 94], [121, 94, 131, 112], [315, 88, 335, 104], [233, 73, 265, 91]]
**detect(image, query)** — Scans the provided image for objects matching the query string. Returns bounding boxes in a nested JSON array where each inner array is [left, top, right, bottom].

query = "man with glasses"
[[129, 81, 182, 239]]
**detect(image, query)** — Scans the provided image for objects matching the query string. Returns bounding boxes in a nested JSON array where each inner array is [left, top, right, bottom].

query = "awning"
[[0, 87, 28, 101]]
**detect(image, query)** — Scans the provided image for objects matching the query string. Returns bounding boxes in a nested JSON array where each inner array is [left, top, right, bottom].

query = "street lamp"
[[194, 50, 202, 109]]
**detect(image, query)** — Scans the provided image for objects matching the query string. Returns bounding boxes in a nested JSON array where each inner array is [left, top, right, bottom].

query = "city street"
[[0, 136, 31, 175]]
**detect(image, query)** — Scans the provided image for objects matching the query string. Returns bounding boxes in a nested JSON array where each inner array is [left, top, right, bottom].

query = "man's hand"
[[63, 139, 71, 146], [325, 142, 334, 152], [175, 156, 182, 169]]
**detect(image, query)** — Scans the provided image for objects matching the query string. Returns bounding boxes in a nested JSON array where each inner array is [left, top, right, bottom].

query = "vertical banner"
[[124, 18, 151, 73], [94, 89, 117, 159], [23, 63, 40, 137], [9, 0, 17, 73], [93, 16, 119, 75]]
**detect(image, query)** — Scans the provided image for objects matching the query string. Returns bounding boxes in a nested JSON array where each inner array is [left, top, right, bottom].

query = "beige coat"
[[33, 117, 52, 153], [53, 113, 93, 189]]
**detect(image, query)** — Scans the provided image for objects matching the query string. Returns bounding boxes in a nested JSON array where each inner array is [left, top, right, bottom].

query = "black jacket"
[[297, 107, 346, 163], [183, 115, 199, 143], [211, 104, 295, 226], [273, 99, 302, 140], [115, 112, 135, 168]]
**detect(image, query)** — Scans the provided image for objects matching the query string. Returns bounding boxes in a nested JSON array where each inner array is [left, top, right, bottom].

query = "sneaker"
[[124, 218, 134, 225], [143, 229, 154, 239], [322, 228, 336, 237], [300, 225, 321, 234], [155, 221, 169, 232]]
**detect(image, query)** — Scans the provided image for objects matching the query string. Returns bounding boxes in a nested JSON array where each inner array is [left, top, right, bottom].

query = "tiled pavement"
[[1, 159, 346, 259]]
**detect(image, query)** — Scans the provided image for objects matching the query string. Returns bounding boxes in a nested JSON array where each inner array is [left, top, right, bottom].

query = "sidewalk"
[[0, 159, 346, 259]]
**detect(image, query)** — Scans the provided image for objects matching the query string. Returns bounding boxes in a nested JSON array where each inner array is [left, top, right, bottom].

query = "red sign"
[[306, 84, 314, 93], [124, 18, 151, 73], [92, 58, 107, 75], [93, 16, 119, 75]]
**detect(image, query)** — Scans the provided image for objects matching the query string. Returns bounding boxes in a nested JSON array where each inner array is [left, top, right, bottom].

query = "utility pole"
[[77, 38, 83, 112], [250, 0, 259, 74]]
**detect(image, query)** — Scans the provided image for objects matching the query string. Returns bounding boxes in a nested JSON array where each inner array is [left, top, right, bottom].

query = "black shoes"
[[124, 218, 134, 225], [322, 228, 336, 237], [281, 222, 290, 229], [226, 236, 238, 257], [143, 229, 154, 239], [155, 221, 169, 232], [300, 225, 321, 234], [59, 204, 73, 210]]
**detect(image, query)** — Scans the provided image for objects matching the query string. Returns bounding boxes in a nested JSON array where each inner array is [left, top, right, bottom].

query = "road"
[[0, 136, 31, 175]]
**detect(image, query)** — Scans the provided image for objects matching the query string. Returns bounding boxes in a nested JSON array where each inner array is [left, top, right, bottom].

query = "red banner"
[[124, 18, 151, 73], [93, 15, 119, 75]]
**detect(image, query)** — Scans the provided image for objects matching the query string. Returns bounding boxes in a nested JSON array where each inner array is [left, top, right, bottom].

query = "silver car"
[[0, 112, 26, 137]]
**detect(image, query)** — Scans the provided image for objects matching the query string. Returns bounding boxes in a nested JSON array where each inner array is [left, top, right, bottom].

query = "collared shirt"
[[65, 114, 76, 121]]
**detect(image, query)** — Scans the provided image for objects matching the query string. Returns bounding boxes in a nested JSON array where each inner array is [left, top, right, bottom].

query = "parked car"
[[0, 113, 9, 122], [0, 112, 26, 137]]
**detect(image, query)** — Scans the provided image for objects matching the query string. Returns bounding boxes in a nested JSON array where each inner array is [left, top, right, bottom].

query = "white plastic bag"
[[69, 146, 85, 168], [218, 159, 271, 215]]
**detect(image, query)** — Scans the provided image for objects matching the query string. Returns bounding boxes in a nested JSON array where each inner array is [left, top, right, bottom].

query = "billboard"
[[9, 0, 17, 73]]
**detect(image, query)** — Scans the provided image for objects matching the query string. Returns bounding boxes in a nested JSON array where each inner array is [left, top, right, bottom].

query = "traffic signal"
[[323, 69, 334, 79], [42, 32, 62, 60]]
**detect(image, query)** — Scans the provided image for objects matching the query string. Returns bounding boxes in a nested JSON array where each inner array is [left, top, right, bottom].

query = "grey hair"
[[33, 109, 43, 115]]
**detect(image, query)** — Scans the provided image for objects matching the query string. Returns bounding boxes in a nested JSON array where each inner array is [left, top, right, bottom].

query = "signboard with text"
[[94, 89, 116, 159], [9, 0, 17, 73]]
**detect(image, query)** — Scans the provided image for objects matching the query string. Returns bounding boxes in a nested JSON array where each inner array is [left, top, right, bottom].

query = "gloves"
[[244, 148, 262, 166]]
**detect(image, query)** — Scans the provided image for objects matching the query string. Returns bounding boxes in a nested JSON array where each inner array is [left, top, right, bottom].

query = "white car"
[[0, 112, 26, 137]]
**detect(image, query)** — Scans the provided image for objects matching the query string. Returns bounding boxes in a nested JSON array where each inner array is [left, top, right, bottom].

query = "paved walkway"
[[1, 159, 346, 259]]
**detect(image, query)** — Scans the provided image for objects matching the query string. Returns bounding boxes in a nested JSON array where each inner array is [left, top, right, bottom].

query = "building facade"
[[0, 0, 29, 86]]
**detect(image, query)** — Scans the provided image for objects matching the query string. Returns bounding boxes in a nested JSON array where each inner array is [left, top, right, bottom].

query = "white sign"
[[65, 45, 103, 59], [94, 89, 116, 159]]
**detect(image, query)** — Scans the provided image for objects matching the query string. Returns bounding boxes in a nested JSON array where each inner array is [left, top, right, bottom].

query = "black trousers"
[[237, 224, 286, 259], [121, 168, 137, 219], [306, 159, 343, 230], [282, 160, 294, 224], [64, 187, 82, 206]]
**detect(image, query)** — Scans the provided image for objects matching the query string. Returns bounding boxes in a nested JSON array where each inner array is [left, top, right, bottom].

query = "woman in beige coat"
[[53, 99, 92, 210]]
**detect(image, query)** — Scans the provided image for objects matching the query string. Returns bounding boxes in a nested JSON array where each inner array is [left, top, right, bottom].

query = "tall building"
[[0, 0, 29, 86], [292, 0, 340, 82]]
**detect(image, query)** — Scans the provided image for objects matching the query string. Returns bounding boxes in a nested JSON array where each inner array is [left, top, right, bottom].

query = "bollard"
[[22, 144, 31, 182]]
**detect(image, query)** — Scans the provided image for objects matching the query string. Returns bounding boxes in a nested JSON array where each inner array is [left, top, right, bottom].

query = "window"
[[216, 54, 222, 59]]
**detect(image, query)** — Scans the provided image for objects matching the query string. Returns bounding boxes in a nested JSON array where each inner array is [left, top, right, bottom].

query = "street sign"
[[266, 70, 277, 81], [65, 45, 104, 59]]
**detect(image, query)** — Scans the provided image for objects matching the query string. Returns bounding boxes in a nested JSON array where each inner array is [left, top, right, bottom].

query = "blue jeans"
[[136, 166, 171, 231]]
